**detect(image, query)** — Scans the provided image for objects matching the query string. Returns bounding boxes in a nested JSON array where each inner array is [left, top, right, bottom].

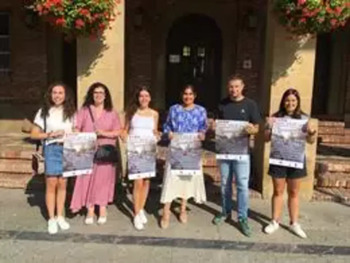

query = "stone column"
[[77, 2, 125, 112], [255, 3, 318, 201]]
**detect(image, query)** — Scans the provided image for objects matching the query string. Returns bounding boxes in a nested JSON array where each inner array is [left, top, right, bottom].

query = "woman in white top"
[[30, 82, 75, 234], [124, 86, 159, 230]]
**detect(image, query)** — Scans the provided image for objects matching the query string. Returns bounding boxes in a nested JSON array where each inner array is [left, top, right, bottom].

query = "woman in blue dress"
[[160, 85, 207, 229]]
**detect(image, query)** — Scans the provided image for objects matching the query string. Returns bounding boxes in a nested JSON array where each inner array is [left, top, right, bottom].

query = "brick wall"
[[125, 0, 267, 109], [125, 0, 153, 107], [234, 0, 267, 101], [0, 0, 47, 128]]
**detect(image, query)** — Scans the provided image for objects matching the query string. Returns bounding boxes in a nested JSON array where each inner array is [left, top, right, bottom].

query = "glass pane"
[[0, 14, 10, 35], [182, 46, 191, 57], [0, 37, 9, 52], [198, 47, 205, 58], [0, 54, 10, 70]]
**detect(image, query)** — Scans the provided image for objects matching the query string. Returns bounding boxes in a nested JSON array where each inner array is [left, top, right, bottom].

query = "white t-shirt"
[[33, 106, 73, 145]]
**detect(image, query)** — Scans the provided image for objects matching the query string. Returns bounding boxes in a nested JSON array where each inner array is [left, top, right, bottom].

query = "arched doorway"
[[166, 14, 222, 112]]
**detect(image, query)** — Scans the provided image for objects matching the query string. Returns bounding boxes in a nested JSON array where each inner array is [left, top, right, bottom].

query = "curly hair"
[[82, 82, 113, 111], [41, 82, 76, 120], [125, 85, 152, 125]]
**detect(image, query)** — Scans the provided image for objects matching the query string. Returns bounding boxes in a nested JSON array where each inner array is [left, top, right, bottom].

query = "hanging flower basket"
[[274, 0, 350, 35], [26, 0, 121, 38]]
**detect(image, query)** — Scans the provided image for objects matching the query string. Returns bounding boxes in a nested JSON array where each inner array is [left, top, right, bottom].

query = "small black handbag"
[[88, 107, 119, 164], [94, 144, 119, 163]]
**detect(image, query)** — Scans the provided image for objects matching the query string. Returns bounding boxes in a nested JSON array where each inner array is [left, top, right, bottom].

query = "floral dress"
[[160, 104, 207, 204]]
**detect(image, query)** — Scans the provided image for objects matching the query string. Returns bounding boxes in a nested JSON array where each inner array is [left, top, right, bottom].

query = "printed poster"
[[127, 135, 157, 180], [63, 133, 97, 177], [269, 118, 308, 169], [215, 120, 249, 160], [170, 133, 202, 176]]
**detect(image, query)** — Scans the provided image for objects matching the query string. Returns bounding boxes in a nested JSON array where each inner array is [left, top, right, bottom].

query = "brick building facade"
[[0, 0, 47, 131]]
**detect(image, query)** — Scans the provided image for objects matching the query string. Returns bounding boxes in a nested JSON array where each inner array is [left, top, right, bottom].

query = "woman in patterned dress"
[[160, 85, 207, 229]]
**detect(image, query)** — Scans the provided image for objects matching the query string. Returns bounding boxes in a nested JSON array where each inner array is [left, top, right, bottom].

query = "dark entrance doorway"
[[166, 14, 222, 112]]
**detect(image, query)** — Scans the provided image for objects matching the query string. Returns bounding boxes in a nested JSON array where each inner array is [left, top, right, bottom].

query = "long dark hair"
[[274, 88, 305, 119], [82, 82, 113, 111], [41, 82, 75, 120], [125, 85, 151, 125]]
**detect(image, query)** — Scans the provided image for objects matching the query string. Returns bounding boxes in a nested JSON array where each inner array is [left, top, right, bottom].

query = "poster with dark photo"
[[63, 133, 97, 177], [170, 133, 202, 176], [127, 135, 157, 180], [215, 120, 249, 160], [269, 118, 308, 169]]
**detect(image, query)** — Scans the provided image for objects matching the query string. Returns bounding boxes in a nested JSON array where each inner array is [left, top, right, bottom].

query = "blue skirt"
[[44, 144, 63, 176]]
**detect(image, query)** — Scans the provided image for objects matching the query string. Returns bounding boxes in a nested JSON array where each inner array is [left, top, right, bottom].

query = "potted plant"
[[274, 0, 350, 35], [26, 0, 121, 38]]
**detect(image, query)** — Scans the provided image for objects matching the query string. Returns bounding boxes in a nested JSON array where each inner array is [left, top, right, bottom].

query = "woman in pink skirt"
[[70, 82, 121, 225]]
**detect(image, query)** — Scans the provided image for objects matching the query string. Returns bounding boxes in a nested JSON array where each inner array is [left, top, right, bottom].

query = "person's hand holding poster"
[[170, 133, 202, 176], [269, 118, 308, 169]]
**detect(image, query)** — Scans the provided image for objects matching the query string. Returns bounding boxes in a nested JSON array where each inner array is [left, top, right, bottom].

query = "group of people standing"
[[30, 74, 316, 239]]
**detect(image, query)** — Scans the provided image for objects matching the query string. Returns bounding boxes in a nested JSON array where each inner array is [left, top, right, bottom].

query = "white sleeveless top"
[[129, 114, 155, 137]]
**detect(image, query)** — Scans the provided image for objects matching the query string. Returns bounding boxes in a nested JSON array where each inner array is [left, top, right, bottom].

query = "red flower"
[[98, 23, 106, 30], [79, 9, 90, 16], [75, 19, 85, 29], [44, 2, 52, 9], [298, 0, 306, 5], [330, 19, 338, 26], [55, 17, 65, 26], [326, 7, 334, 14], [299, 18, 306, 23], [36, 4, 43, 14], [334, 7, 343, 15]]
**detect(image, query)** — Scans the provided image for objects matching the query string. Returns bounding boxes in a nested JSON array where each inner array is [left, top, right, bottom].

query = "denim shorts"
[[44, 143, 63, 176]]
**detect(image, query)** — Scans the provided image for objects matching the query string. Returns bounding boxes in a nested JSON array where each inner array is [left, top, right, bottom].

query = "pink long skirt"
[[70, 163, 117, 213]]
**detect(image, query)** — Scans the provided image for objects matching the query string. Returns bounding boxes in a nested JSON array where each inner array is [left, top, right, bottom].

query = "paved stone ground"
[[0, 188, 350, 262]]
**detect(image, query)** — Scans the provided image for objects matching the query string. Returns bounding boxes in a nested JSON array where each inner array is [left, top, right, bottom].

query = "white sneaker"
[[264, 220, 279, 234], [56, 216, 70, 231], [290, 223, 307, 239], [133, 214, 144, 231], [85, 217, 94, 225], [139, 210, 148, 224], [47, 218, 58, 235], [97, 216, 107, 225]]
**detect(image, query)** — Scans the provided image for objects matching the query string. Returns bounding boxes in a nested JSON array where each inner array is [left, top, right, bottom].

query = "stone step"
[[316, 173, 350, 189], [319, 135, 350, 144], [0, 148, 34, 160], [316, 159, 350, 173], [0, 159, 33, 174], [318, 121, 345, 128], [318, 126, 345, 135], [0, 173, 42, 189], [312, 187, 350, 203]]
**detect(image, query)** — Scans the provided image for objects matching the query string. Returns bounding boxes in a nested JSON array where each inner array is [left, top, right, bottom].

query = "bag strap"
[[87, 106, 97, 131]]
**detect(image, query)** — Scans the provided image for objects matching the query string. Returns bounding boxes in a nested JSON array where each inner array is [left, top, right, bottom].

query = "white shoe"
[[290, 223, 307, 239], [48, 218, 58, 235], [85, 217, 94, 225], [97, 216, 107, 225], [139, 210, 148, 224], [264, 220, 279, 234], [56, 216, 70, 231], [133, 214, 144, 231]]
